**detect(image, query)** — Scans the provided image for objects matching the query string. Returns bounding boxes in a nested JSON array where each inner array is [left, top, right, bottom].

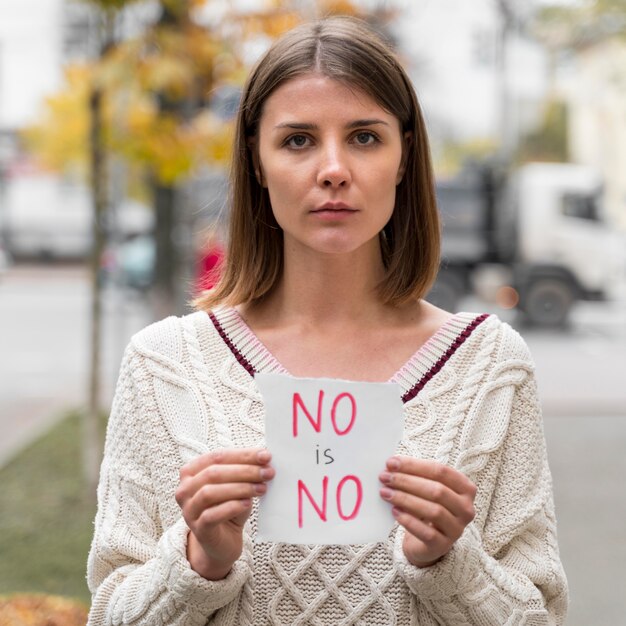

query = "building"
[[393, 0, 550, 161], [565, 34, 626, 230], [0, 0, 65, 132], [0, 0, 155, 259]]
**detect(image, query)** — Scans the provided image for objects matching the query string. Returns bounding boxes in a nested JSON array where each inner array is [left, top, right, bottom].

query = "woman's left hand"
[[379, 456, 477, 568]]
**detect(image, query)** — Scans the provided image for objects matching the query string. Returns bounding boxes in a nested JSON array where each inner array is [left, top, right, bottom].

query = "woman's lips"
[[310, 202, 358, 219], [314, 202, 355, 211], [310, 208, 358, 220]]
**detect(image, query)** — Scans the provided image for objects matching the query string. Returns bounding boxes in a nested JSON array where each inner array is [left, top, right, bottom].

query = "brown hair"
[[195, 15, 440, 310]]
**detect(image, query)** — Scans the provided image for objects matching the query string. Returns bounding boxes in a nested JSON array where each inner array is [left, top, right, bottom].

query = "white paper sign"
[[256, 373, 403, 545]]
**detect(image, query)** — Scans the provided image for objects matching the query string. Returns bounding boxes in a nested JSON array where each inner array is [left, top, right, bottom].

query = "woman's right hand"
[[175, 448, 274, 580]]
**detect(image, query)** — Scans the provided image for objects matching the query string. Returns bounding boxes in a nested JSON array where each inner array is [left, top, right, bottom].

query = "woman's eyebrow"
[[346, 119, 390, 129], [274, 122, 317, 131], [274, 119, 390, 131]]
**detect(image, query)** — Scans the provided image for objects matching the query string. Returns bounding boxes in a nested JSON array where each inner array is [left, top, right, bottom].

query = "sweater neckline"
[[208, 307, 490, 404]]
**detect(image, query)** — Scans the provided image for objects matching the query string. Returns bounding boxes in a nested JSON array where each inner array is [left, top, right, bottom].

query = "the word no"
[[292, 390, 356, 437]]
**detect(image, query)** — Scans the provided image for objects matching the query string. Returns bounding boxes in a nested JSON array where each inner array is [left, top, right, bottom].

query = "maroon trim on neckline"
[[401, 313, 490, 403], [209, 311, 257, 378], [209, 310, 490, 404]]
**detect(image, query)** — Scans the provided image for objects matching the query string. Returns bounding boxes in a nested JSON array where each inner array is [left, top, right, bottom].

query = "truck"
[[428, 161, 625, 326], [0, 170, 152, 261]]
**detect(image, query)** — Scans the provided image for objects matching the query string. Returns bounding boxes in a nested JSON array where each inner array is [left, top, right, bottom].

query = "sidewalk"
[[0, 263, 151, 469], [544, 414, 626, 625]]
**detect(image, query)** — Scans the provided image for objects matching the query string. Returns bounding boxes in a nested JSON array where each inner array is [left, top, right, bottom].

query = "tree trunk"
[[149, 1, 194, 318], [152, 182, 180, 318], [85, 84, 107, 498]]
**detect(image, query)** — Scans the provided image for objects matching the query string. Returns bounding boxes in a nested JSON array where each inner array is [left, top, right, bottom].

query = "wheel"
[[520, 278, 574, 327]]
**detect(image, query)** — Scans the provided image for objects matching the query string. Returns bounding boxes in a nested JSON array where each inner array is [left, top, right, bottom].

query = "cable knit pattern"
[[435, 320, 498, 465], [87, 308, 568, 625]]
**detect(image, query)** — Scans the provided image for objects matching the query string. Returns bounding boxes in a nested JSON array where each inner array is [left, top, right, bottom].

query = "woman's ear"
[[247, 137, 265, 187], [396, 131, 412, 185]]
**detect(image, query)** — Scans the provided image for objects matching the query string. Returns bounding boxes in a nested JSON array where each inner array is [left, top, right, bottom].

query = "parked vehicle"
[[101, 234, 156, 291], [428, 161, 625, 326], [0, 241, 10, 278], [1, 172, 152, 260]]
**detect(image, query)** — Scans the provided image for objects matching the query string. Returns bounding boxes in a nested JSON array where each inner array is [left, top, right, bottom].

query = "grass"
[[0, 411, 102, 604]]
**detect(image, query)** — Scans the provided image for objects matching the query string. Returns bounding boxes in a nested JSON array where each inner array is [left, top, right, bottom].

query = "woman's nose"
[[316, 144, 351, 188]]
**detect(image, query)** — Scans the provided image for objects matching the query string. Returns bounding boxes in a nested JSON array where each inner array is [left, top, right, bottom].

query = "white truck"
[[429, 161, 625, 326], [0, 171, 152, 260]]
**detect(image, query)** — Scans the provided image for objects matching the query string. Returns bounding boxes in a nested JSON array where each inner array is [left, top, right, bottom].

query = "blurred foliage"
[[0, 594, 89, 626], [316, 0, 362, 17], [533, 0, 626, 49], [516, 99, 568, 164], [435, 138, 498, 178], [525, 1, 624, 165], [97, 20, 238, 184], [25, 0, 244, 187], [75, 0, 144, 9], [23, 0, 375, 190], [23, 65, 94, 178]]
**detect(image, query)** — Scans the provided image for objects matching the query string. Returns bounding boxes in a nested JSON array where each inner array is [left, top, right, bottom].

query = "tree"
[[523, 0, 626, 166], [27, 0, 244, 494], [26, 0, 381, 314], [532, 0, 626, 54], [26, 0, 384, 494], [515, 99, 569, 163]]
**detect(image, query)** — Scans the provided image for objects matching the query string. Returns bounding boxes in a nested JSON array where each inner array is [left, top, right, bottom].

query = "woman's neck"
[[241, 244, 412, 331]]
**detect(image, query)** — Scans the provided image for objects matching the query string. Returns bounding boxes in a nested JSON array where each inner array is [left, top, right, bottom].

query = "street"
[[1, 264, 625, 624], [0, 264, 150, 467], [544, 414, 626, 625]]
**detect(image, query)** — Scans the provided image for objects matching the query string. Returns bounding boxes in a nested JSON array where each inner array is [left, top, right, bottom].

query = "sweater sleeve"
[[393, 367, 569, 625], [86, 344, 250, 626]]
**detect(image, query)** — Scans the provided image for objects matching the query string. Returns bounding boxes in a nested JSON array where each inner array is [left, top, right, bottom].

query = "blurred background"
[[0, 0, 624, 623]]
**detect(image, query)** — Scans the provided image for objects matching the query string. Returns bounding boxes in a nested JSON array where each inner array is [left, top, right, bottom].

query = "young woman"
[[87, 16, 568, 625]]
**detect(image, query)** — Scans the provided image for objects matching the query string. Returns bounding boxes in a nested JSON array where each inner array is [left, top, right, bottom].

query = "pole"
[[84, 9, 115, 497], [496, 0, 515, 162], [85, 83, 106, 497]]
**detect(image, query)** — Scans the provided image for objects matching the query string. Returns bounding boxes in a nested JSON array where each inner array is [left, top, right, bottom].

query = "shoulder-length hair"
[[195, 15, 440, 311]]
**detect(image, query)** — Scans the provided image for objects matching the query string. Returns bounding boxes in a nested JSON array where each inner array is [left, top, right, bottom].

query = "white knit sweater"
[[87, 307, 568, 625]]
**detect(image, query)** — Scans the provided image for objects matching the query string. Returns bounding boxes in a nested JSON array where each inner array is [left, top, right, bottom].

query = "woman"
[[87, 16, 568, 625]]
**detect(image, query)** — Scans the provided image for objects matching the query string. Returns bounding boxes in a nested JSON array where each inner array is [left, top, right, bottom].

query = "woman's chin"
[[285, 233, 381, 259]]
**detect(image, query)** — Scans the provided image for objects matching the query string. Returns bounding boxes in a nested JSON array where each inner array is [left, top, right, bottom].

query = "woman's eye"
[[353, 132, 378, 146], [286, 135, 310, 148]]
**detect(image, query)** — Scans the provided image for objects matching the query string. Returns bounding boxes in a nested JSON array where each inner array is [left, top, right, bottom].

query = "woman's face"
[[254, 73, 406, 260]]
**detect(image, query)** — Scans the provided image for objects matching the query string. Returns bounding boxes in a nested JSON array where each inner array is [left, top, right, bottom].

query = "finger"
[[380, 471, 474, 522], [178, 463, 274, 505], [197, 462, 274, 486], [182, 448, 271, 478], [386, 456, 476, 497], [393, 507, 448, 550], [380, 487, 462, 538], [195, 498, 253, 529], [186, 482, 267, 520]]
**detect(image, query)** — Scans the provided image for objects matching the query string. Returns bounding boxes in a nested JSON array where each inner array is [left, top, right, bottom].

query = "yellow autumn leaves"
[[0, 594, 88, 626], [24, 0, 368, 188]]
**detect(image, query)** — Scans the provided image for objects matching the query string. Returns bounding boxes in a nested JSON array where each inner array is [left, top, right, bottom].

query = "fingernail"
[[379, 471, 392, 484], [260, 467, 273, 480], [254, 483, 267, 494], [258, 450, 271, 463], [391, 506, 401, 517], [240, 498, 252, 507], [380, 487, 394, 500], [387, 457, 400, 471]]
